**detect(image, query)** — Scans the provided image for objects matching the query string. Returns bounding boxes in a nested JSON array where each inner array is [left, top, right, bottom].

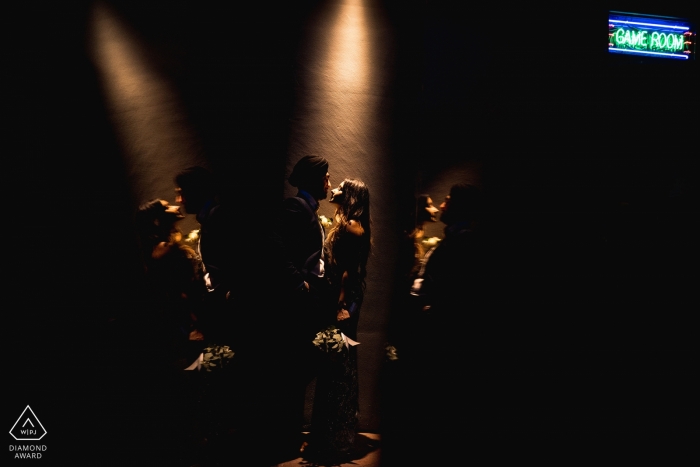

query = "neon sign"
[[609, 11, 696, 60]]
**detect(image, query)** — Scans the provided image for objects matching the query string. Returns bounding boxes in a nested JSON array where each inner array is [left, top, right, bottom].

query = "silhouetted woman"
[[380, 193, 438, 465], [406, 194, 440, 284], [133, 198, 208, 463], [135, 198, 205, 367], [309, 178, 371, 462]]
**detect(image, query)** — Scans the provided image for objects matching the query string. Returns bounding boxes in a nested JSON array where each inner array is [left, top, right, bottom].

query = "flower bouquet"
[[185, 229, 200, 244], [319, 215, 333, 229], [200, 345, 235, 372], [312, 326, 345, 354], [421, 236, 441, 249], [385, 344, 399, 361]]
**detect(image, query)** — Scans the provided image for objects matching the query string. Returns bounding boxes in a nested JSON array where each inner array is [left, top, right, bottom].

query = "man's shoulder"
[[282, 195, 314, 214], [198, 200, 221, 219], [198, 202, 236, 235], [283, 195, 305, 205]]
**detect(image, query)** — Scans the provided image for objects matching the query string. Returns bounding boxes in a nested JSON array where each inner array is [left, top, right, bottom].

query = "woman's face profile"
[[329, 181, 345, 204], [425, 197, 439, 222], [156, 200, 184, 238], [160, 200, 184, 218]]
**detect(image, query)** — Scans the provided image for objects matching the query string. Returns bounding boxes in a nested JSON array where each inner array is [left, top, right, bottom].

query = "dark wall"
[[6, 0, 696, 462], [383, 3, 697, 461]]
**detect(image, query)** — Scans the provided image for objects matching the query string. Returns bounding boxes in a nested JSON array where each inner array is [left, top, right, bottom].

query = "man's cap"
[[289, 155, 329, 188]]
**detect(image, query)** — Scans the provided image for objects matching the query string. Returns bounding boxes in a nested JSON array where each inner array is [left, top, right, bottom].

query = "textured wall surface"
[[7, 0, 697, 461]]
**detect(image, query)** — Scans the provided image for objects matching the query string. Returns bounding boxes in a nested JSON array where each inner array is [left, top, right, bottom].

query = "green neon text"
[[612, 27, 684, 52]]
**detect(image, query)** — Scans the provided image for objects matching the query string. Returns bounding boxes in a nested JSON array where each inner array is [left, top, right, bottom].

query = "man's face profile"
[[312, 172, 331, 200], [175, 187, 194, 214], [321, 172, 331, 199], [439, 195, 451, 224]]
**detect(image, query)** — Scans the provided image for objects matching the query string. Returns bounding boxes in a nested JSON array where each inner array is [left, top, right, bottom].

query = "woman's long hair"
[[135, 200, 170, 253], [325, 178, 372, 286], [409, 194, 433, 258], [134, 199, 192, 265], [414, 194, 433, 227]]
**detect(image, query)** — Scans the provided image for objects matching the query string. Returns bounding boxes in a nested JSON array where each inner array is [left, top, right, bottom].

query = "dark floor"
[[188, 431, 382, 467]]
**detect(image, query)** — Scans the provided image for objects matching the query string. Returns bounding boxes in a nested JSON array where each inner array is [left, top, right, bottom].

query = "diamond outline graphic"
[[9, 405, 47, 441]]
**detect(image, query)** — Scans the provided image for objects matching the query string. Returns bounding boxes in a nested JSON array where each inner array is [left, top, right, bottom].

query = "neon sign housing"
[[609, 11, 696, 60]]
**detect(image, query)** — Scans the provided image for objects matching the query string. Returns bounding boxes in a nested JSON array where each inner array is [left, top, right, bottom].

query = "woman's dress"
[[136, 241, 206, 460], [142, 241, 205, 369], [310, 227, 365, 459]]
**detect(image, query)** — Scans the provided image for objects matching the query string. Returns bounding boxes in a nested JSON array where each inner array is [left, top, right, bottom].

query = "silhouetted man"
[[174, 166, 234, 344], [411, 183, 484, 320], [274, 155, 331, 307], [247, 154, 331, 462], [405, 183, 488, 464]]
